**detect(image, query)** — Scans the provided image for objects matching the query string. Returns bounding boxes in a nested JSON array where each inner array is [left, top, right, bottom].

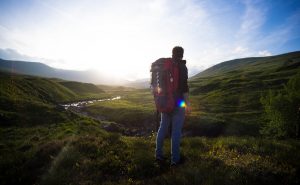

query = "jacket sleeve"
[[180, 63, 189, 93]]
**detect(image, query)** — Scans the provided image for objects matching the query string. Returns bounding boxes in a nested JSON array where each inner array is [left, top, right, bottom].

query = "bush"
[[260, 73, 300, 138]]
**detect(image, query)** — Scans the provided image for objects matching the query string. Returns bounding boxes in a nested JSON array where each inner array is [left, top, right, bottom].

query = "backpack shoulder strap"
[[163, 58, 173, 69], [151, 58, 166, 72]]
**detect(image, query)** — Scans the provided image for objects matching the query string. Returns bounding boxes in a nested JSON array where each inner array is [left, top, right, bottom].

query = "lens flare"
[[178, 100, 186, 108]]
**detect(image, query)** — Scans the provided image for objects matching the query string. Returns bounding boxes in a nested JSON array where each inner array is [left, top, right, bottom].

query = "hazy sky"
[[0, 0, 300, 80]]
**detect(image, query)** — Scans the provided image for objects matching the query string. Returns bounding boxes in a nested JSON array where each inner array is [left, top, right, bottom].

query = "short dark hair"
[[172, 46, 184, 58]]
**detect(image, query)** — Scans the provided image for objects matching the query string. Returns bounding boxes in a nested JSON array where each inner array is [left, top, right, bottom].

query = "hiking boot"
[[170, 162, 177, 167], [170, 156, 186, 167]]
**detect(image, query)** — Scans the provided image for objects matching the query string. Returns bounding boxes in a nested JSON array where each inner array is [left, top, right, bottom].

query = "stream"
[[60, 96, 156, 136], [60, 96, 121, 110]]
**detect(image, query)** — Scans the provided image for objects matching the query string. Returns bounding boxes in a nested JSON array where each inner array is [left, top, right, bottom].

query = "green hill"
[[0, 71, 76, 103], [192, 51, 300, 79], [58, 81, 104, 95], [0, 71, 107, 104], [78, 51, 300, 137], [0, 53, 300, 185], [0, 71, 107, 125], [187, 51, 300, 136]]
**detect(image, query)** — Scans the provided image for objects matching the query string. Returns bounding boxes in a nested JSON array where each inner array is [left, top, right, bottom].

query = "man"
[[155, 46, 191, 166]]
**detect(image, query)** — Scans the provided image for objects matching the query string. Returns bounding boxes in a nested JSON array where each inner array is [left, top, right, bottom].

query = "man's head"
[[172, 46, 184, 61]]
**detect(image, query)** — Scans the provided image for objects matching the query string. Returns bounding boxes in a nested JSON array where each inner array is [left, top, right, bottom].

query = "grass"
[[59, 81, 105, 96], [0, 71, 109, 104], [82, 89, 157, 135], [1, 52, 300, 184], [187, 51, 300, 136], [0, 71, 111, 126], [1, 119, 299, 185]]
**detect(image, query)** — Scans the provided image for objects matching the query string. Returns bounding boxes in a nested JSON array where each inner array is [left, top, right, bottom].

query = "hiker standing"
[[151, 46, 190, 166]]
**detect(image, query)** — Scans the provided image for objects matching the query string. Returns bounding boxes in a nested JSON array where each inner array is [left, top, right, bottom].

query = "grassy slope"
[[83, 89, 156, 135], [188, 51, 300, 136], [193, 51, 300, 79], [1, 56, 300, 185], [83, 52, 300, 137], [0, 71, 108, 126], [58, 81, 104, 95], [0, 71, 110, 103], [0, 71, 108, 103], [1, 122, 299, 185], [0, 71, 76, 103]]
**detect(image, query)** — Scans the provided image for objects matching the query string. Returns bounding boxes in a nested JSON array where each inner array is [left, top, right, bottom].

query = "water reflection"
[[61, 96, 121, 110]]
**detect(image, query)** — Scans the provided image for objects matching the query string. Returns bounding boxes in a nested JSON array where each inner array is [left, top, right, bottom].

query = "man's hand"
[[183, 93, 191, 115], [185, 101, 191, 115]]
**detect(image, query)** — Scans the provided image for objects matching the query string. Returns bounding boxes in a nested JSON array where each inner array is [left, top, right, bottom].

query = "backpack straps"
[[164, 58, 179, 93]]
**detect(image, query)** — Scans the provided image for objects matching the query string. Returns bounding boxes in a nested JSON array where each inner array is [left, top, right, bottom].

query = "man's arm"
[[182, 63, 191, 114], [183, 93, 190, 106], [183, 92, 191, 114]]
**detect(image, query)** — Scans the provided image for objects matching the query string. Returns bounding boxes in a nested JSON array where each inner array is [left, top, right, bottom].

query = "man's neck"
[[172, 58, 182, 62]]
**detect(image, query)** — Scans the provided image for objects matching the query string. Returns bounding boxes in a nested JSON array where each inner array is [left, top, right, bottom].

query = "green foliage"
[[260, 73, 300, 138], [2, 120, 299, 185], [0, 99, 70, 126], [188, 51, 300, 136]]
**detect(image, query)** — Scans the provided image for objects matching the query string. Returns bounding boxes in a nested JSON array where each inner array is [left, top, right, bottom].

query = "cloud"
[[258, 50, 272, 56], [232, 46, 249, 54], [235, 0, 267, 48], [0, 0, 299, 80], [239, 1, 266, 35]]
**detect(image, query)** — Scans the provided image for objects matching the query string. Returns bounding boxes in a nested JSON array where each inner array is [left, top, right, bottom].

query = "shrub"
[[260, 73, 300, 138]]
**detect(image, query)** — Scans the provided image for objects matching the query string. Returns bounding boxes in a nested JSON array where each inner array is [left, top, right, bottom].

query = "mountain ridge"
[[0, 58, 128, 85], [1, 51, 300, 88], [192, 51, 300, 79]]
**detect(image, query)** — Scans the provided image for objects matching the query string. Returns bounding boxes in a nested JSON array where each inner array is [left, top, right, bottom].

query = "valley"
[[1, 51, 300, 185]]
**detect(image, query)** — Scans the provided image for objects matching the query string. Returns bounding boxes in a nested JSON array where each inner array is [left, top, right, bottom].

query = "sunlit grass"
[[1, 119, 299, 185]]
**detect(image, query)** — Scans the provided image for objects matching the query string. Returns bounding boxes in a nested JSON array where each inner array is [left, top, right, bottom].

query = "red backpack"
[[150, 58, 179, 113]]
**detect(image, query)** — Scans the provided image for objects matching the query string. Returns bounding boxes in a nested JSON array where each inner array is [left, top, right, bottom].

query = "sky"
[[0, 0, 300, 80]]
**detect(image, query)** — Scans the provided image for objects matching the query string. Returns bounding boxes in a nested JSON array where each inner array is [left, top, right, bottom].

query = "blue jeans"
[[155, 107, 185, 163]]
